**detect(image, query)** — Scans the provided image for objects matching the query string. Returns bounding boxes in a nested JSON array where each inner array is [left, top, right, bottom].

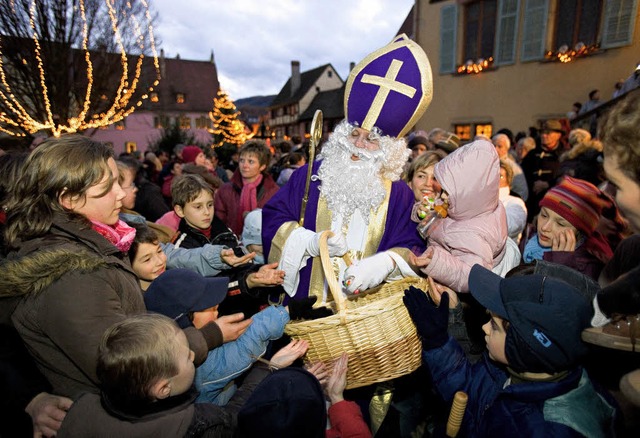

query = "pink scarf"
[[239, 174, 263, 221], [90, 219, 136, 252]]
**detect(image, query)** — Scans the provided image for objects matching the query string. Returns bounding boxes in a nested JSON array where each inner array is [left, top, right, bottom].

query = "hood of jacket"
[[0, 213, 131, 298], [435, 139, 500, 220]]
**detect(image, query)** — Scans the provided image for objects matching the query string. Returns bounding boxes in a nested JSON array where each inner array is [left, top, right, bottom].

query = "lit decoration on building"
[[545, 42, 600, 63], [209, 89, 253, 147], [0, 0, 160, 137], [457, 57, 494, 74]]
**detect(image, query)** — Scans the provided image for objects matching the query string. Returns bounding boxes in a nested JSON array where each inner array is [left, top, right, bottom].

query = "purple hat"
[[344, 34, 433, 138]]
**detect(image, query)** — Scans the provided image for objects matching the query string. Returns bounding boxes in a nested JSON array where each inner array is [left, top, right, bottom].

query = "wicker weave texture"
[[285, 265, 428, 388]]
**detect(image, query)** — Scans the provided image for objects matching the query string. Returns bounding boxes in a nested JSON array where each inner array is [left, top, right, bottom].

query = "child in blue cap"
[[403, 264, 619, 436]]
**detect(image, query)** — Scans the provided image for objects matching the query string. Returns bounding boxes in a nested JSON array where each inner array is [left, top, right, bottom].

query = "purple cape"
[[262, 160, 425, 299]]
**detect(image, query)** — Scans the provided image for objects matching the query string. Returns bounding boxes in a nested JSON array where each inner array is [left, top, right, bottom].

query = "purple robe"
[[262, 160, 425, 299]]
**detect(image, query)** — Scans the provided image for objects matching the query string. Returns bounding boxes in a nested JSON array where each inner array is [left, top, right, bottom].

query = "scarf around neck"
[[239, 173, 263, 221], [90, 219, 136, 252]]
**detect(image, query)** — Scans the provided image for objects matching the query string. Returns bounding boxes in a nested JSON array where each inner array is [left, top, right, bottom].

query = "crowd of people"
[[2, 36, 640, 438]]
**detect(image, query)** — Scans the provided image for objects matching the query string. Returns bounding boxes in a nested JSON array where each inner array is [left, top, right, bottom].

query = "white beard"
[[316, 123, 390, 223]]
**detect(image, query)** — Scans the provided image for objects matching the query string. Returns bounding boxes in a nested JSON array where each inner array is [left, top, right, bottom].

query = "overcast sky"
[[152, 0, 415, 100]]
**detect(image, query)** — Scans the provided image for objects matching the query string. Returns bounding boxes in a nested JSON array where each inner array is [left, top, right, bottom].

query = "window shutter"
[[601, 0, 638, 48], [520, 0, 549, 61], [495, 0, 520, 65], [440, 4, 458, 74]]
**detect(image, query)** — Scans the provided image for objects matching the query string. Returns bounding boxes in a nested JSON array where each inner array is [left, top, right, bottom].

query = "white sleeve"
[[278, 227, 316, 297]]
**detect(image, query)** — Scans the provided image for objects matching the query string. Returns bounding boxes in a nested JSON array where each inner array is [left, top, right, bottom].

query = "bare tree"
[[0, 0, 160, 137]]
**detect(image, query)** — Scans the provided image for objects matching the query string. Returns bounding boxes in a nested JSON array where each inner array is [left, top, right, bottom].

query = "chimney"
[[291, 60, 301, 96], [349, 62, 355, 72], [210, 50, 215, 64]]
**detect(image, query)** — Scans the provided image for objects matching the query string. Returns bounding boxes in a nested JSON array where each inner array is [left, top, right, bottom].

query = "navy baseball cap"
[[144, 269, 229, 329], [469, 264, 593, 374]]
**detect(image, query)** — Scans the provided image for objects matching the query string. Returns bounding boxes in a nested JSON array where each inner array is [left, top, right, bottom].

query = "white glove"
[[306, 231, 349, 258], [343, 251, 395, 295]]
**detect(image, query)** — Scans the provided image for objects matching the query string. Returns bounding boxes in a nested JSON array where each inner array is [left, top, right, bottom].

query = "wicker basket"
[[284, 231, 428, 389]]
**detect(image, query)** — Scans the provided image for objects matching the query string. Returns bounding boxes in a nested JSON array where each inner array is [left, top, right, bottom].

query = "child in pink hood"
[[411, 140, 521, 292]]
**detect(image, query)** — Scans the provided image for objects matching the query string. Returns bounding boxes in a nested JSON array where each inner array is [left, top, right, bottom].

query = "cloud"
[[152, 0, 413, 99]]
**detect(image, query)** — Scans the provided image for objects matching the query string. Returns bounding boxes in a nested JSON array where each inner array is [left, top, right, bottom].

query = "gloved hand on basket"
[[288, 296, 334, 320], [305, 230, 349, 258], [343, 251, 395, 295], [403, 285, 450, 350]]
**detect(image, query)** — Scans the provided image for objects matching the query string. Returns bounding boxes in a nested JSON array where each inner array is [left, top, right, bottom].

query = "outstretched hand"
[[403, 285, 450, 350], [270, 339, 309, 368], [216, 313, 252, 342], [410, 247, 434, 269], [427, 276, 459, 309], [305, 361, 329, 386], [246, 262, 285, 288], [221, 248, 255, 267], [326, 352, 349, 404]]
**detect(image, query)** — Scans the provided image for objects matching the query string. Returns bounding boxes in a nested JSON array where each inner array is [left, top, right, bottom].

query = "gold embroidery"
[[308, 180, 392, 303], [268, 221, 300, 264]]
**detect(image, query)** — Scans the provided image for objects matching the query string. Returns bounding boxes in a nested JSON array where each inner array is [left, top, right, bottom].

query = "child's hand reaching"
[[427, 276, 459, 309], [326, 352, 349, 404], [410, 247, 434, 269], [221, 248, 255, 267], [305, 361, 329, 386], [551, 229, 577, 252], [270, 339, 309, 368], [246, 262, 285, 288]]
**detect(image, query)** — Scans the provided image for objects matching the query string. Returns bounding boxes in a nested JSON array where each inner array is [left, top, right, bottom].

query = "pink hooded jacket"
[[422, 140, 508, 292]]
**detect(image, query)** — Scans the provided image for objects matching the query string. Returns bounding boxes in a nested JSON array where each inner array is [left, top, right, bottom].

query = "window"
[[554, 0, 602, 50], [150, 92, 159, 103], [195, 116, 211, 129], [463, 0, 497, 62], [454, 123, 493, 141], [154, 115, 169, 129], [115, 120, 126, 131], [475, 123, 493, 138], [327, 71, 333, 78], [521, 0, 550, 61], [495, 0, 520, 65], [125, 142, 137, 154], [454, 124, 472, 142], [179, 116, 191, 129], [176, 93, 185, 104], [601, 0, 638, 48], [440, 4, 458, 73]]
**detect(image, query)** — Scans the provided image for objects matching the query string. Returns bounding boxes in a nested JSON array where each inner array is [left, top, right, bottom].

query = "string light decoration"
[[0, 0, 160, 137], [208, 89, 253, 147], [456, 57, 494, 75], [545, 42, 600, 63]]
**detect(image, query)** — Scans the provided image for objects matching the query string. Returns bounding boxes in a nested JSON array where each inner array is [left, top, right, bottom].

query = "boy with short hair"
[[403, 264, 618, 437], [144, 269, 291, 405], [57, 313, 308, 436], [172, 173, 236, 249], [170, 174, 285, 316]]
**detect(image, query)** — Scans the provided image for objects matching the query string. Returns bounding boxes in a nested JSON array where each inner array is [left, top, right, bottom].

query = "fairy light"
[[208, 89, 254, 147], [457, 57, 494, 75], [545, 42, 599, 63], [0, 0, 161, 137]]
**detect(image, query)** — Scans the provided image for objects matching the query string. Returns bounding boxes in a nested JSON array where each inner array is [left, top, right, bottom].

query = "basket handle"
[[318, 230, 350, 317]]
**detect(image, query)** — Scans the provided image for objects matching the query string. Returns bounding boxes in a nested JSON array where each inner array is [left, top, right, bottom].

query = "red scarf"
[[90, 219, 136, 252], [239, 174, 263, 223]]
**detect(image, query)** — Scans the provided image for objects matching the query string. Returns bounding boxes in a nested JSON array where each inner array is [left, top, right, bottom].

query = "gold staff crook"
[[299, 109, 323, 226]]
